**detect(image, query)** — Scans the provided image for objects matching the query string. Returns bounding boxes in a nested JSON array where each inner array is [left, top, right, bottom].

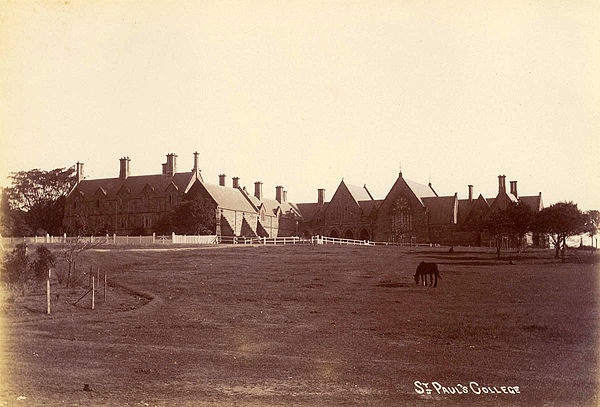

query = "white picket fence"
[[1, 233, 433, 248]]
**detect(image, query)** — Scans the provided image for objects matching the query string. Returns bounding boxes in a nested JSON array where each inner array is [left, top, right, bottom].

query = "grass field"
[[1, 245, 598, 406]]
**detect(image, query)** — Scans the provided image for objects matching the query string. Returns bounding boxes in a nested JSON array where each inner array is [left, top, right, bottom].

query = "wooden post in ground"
[[46, 269, 51, 315], [91, 276, 95, 310]]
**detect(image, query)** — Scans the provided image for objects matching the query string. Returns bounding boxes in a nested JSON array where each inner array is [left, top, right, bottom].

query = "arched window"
[[392, 196, 412, 235]]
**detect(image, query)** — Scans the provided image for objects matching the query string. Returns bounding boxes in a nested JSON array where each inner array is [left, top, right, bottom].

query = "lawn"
[[0, 245, 598, 406]]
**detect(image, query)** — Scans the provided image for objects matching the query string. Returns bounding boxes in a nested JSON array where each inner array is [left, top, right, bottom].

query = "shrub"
[[1, 243, 29, 285], [30, 245, 56, 281]]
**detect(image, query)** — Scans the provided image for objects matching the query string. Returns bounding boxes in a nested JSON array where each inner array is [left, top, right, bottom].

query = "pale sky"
[[1, 0, 598, 209]]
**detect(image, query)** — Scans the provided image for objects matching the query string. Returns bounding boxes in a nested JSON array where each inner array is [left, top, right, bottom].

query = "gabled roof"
[[358, 199, 382, 217], [345, 184, 373, 202], [248, 196, 280, 216], [202, 183, 256, 212], [422, 195, 457, 225], [296, 203, 322, 221], [70, 172, 197, 198], [405, 179, 438, 203], [457, 199, 474, 222], [280, 201, 302, 218], [519, 194, 543, 212]]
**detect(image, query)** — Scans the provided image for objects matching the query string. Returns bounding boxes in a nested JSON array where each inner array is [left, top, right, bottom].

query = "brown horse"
[[414, 262, 440, 287]]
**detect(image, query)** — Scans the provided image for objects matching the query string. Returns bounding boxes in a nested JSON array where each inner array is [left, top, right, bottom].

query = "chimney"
[[192, 151, 199, 174], [510, 180, 518, 198], [232, 177, 240, 189], [119, 157, 130, 180], [498, 174, 506, 194], [275, 186, 284, 203], [468, 185, 473, 202], [254, 181, 263, 200], [219, 174, 226, 186], [318, 188, 325, 206], [76, 162, 84, 183], [164, 153, 177, 176], [162, 163, 167, 175], [283, 190, 288, 202]]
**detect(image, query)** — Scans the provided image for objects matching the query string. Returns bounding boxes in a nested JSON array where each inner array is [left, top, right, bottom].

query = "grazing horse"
[[414, 262, 441, 287]]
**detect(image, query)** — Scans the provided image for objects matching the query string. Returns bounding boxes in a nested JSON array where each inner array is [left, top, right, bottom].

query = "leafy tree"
[[534, 202, 586, 260], [582, 210, 599, 251], [482, 209, 512, 259], [170, 200, 216, 235], [504, 201, 534, 251], [30, 246, 56, 281], [1, 243, 29, 286], [5, 167, 76, 211], [2, 167, 76, 236]]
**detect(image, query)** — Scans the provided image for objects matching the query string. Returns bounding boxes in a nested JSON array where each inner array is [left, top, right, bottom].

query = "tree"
[[2, 167, 76, 236], [170, 200, 216, 235], [30, 246, 56, 281], [5, 167, 76, 211], [534, 202, 586, 260], [504, 201, 534, 251], [1, 243, 30, 288], [60, 214, 105, 288], [482, 209, 512, 259], [582, 210, 599, 251]]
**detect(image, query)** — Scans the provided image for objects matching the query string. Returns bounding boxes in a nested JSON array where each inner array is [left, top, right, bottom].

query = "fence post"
[[152, 232, 156, 244], [91, 276, 95, 310], [106, 234, 109, 244], [172, 232, 175, 243], [46, 233, 49, 243], [46, 269, 51, 315]]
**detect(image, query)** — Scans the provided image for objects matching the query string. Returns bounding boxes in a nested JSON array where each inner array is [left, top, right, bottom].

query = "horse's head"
[[414, 273, 420, 284]]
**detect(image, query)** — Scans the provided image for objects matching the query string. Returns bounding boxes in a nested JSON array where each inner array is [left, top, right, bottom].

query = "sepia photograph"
[[0, 1, 598, 406]]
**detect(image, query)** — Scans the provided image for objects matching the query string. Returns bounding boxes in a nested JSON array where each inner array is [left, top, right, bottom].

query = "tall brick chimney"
[[76, 162, 84, 183], [275, 186, 284, 203], [510, 180, 518, 198], [254, 181, 263, 200], [232, 177, 240, 189], [498, 175, 506, 194], [192, 151, 199, 174], [119, 157, 130, 180], [318, 188, 325, 206], [283, 190, 287, 202], [164, 153, 177, 176], [219, 174, 226, 186], [468, 185, 473, 202]]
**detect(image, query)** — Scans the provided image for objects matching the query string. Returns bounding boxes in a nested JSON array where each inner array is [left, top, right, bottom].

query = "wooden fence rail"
[[1, 233, 437, 248]]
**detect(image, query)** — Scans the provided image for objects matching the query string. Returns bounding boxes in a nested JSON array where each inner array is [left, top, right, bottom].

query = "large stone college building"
[[64, 152, 544, 246]]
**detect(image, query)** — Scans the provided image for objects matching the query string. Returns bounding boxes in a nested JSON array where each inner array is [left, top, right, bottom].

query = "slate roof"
[[70, 172, 197, 198], [519, 195, 543, 212], [358, 199, 382, 217], [345, 184, 374, 203], [296, 202, 329, 222], [202, 183, 257, 212], [248, 196, 279, 216], [281, 201, 302, 218], [403, 178, 438, 205], [422, 196, 457, 225], [457, 199, 474, 222]]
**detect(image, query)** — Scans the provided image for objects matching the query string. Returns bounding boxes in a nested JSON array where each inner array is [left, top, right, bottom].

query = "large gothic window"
[[392, 196, 412, 234]]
